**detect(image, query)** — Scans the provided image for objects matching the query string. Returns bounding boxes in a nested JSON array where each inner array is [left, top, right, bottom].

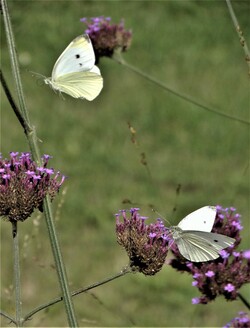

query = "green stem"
[[12, 221, 22, 327], [24, 267, 131, 322], [43, 197, 78, 325], [225, 0, 250, 74], [0, 311, 16, 324], [112, 54, 250, 126], [0, 70, 31, 135], [1, 0, 78, 325], [1, 0, 30, 124], [238, 292, 250, 310]]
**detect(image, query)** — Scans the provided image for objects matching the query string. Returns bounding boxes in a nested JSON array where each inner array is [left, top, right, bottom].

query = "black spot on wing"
[[75, 54, 83, 67]]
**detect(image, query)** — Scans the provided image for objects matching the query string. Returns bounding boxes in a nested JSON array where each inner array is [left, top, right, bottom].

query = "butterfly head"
[[44, 77, 61, 93], [168, 226, 182, 240]]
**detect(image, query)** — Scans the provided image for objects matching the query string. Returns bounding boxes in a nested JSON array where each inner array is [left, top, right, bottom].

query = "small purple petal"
[[37, 167, 45, 173], [25, 170, 35, 176], [232, 220, 243, 230], [243, 250, 250, 259], [224, 283, 235, 292], [193, 273, 201, 279], [33, 175, 41, 180], [232, 251, 240, 257], [44, 168, 54, 175], [218, 213, 225, 220], [10, 151, 19, 158], [219, 250, 230, 259], [192, 297, 200, 304], [205, 270, 215, 277]]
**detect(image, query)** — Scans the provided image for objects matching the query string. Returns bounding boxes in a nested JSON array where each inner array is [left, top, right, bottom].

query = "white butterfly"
[[169, 206, 235, 262], [44, 34, 103, 101]]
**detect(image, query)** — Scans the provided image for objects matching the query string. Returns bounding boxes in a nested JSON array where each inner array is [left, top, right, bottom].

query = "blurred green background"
[[1, 1, 249, 326]]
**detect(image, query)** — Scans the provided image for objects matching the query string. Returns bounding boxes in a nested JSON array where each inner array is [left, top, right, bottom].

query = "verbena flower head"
[[115, 208, 169, 275], [224, 312, 250, 328], [169, 206, 249, 304], [0, 152, 66, 222], [80, 16, 132, 61]]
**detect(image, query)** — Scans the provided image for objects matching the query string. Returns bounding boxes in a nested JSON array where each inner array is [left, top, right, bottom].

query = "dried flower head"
[[80, 16, 132, 61], [115, 208, 169, 276], [224, 312, 250, 328], [0, 152, 66, 222], [169, 206, 249, 304]]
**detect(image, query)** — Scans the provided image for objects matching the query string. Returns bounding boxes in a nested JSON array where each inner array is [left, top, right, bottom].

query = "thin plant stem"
[[1, 0, 40, 159], [42, 197, 78, 324], [0, 70, 31, 135], [24, 266, 132, 322], [12, 221, 22, 327], [238, 292, 250, 310], [112, 54, 250, 126], [225, 0, 250, 74], [1, 0, 78, 325], [0, 311, 16, 325]]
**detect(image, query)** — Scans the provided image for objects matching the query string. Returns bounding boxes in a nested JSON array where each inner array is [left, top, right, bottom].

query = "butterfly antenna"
[[151, 208, 172, 226], [29, 70, 46, 79]]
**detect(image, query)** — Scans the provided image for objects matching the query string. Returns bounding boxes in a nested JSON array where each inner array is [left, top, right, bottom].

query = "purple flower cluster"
[[80, 16, 132, 61], [0, 152, 66, 222], [115, 208, 169, 275], [224, 312, 250, 328], [170, 206, 249, 304]]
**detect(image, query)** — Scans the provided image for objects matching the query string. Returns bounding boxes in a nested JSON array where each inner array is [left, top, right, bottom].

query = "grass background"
[[1, 0, 249, 326]]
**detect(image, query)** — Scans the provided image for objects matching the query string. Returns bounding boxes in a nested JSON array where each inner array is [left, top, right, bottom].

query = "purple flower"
[[219, 250, 230, 259], [243, 250, 250, 259], [192, 281, 198, 286], [115, 208, 169, 275], [193, 273, 201, 279], [44, 168, 54, 175], [192, 297, 200, 304], [10, 151, 19, 158], [80, 16, 132, 61], [224, 283, 235, 292], [232, 220, 243, 230], [224, 312, 250, 328], [232, 251, 240, 258], [2, 174, 10, 180], [25, 170, 35, 176], [169, 206, 250, 304], [218, 213, 225, 220], [0, 152, 66, 222], [205, 270, 215, 277]]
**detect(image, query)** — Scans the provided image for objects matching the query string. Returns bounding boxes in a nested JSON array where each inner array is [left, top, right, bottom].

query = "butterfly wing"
[[178, 206, 216, 232], [52, 35, 95, 79], [175, 231, 235, 262], [54, 66, 103, 100]]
